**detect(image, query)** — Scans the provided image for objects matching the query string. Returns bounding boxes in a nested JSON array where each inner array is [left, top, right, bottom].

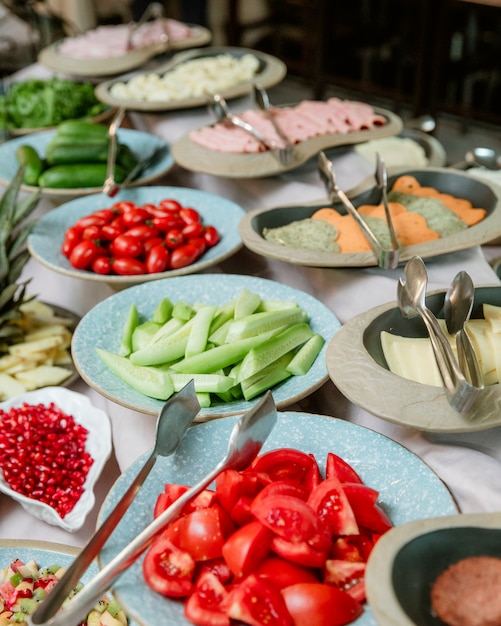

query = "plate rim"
[[94, 45, 287, 112], [70, 274, 339, 419], [326, 284, 501, 433], [27, 185, 245, 285], [171, 106, 403, 178], [239, 167, 501, 267]]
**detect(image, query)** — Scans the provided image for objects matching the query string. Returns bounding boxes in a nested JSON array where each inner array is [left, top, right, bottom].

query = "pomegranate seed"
[[0, 402, 94, 518]]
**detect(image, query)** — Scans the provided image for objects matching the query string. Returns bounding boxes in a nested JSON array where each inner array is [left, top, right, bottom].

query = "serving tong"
[[397, 256, 483, 414], [125, 1, 169, 51], [318, 151, 401, 269], [30, 390, 278, 626], [102, 106, 126, 196], [208, 94, 292, 166], [253, 83, 295, 165]]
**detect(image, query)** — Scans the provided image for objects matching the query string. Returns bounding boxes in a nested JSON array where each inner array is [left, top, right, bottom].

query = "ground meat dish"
[[430, 556, 501, 626]]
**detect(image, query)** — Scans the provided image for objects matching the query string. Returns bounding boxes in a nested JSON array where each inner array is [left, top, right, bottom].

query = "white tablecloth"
[[2, 69, 501, 551]]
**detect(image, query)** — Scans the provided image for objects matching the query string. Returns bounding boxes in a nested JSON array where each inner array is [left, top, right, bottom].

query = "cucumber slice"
[[130, 319, 194, 366], [151, 297, 173, 324], [131, 321, 161, 353], [241, 353, 294, 400], [286, 333, 325, 376], [196, 392, 212, 408], [119, 303, 139, 357], [150, 317, 185, 344], [237, 323, 313, 382], [226, 308, 307, 343], [96, 348, 174, 400], [169, 372, 235, 393], [173, 300, 194, 321], [185, 304, 217, 358], [234, 288, 262, 319]]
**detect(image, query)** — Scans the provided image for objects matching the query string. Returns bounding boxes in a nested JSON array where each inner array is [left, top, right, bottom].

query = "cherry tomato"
[[146, 244, 170, 274], [221, 520, 272, 578], [75, 214, 108, 229], [91, 256, 112, 275], [204, 225, 220, 247], [143, 538, 195, 598], [81, 224, 102, 241], [61, 240, 73, 257], [100, 223, 124, 241], [187, 236, 207, 257], [90, 208, 116, 223], [69, 240, 102, 270], [143, 236, 165, 256], [164, 229, 185, 249], [182, 222, 204, 238], [110, 234, 143, 258], [121, 206, 150, 227], [112, 257, 146, 275], [63, 226, 82, 248], [170, 243, 201, 269], [179, 207, 201, 224], [282, 583, 363, 626], [152, 215, 185, 231], [159, 198, 182, 212], [112, 200, 137, 213], [125, 224, 159, 241], [184, 571, 229, 626]]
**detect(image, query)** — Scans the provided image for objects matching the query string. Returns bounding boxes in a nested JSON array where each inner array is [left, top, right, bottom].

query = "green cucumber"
[[237, 323, 313, 382], [38, 163, 126, 188], [150, 317, 185, 344], [173, 300, 194, 321], [151, 297, 173, 324], [196, 392, 212, 408], [45, 141, 110, 165], [119, 303, 139, 356], [16, 145, 44, 186], [241, 352, 294, 401], [169, 372, 235, 393], [56, 119, 109, 139], [171, 330, 278, 374], [130, 318, 195, 366], [185, 305, 217, 358], [234, 288, 262, 319], [226, 307, 307, 342], [131, 320, 161, 352], [286, 333, 325, 375], [96, 348, 174, 400]]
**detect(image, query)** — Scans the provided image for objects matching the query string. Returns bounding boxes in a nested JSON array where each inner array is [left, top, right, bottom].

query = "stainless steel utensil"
[[253, 83, 294, 165], [404, 114, 436, 133], [375, 152, 400, 260], [30, 380, 200, 626], [318, 151, 400, 270], [397, 256, 481, 414], [105, 143, 168, 198], [444, 271, 484, 389], [31, 390, 277, 626], [465, 147, 501, 170], [103, 106, 126, 196], [126, 1, 166, 50], [208, 94, 290, 165]]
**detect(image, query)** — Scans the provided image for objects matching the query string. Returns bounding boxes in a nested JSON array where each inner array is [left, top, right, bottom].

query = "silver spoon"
[[404, 114, 436, 133], [397, 257, 480, 414], [30, 380, 200, 626], [31, 390, 277, 626], [444, 271, 484, 389], [465, 147, 501, 170]]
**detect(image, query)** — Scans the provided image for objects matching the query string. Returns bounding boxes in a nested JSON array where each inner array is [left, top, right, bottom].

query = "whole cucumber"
[[16, 144, 44, 186], [38, 163, 127, 188], [56, 120, 109, 140], [46, 142, 110, 166]]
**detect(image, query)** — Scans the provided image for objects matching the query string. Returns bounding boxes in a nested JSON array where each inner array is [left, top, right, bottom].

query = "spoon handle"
[[457, 328, 484, 389]]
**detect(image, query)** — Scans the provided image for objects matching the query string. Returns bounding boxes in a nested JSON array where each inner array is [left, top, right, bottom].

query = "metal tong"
[[126, 1, 168, 51], [253, 83, 294, 165], [318, 151, 400, 269], [208, 94, 290, 166], [397, 256, 482, 414], [103, 106, 126, 196]]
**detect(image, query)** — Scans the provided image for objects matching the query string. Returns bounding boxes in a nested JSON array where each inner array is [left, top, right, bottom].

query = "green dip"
[[262, 218, 340, 252]]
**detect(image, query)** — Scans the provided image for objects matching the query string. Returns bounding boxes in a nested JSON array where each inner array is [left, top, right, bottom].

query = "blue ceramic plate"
[[0, 129, 173, 199], [0, 540, 138, 624], [97, 412, 458, 626], [71, 274, 339, 419], [28, 186, 245, 286]]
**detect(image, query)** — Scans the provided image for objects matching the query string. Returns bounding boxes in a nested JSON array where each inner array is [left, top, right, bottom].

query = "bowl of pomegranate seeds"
[[0, 386, 112, 531]]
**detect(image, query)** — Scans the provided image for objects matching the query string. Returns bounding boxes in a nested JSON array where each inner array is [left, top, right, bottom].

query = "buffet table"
[[1, 66, 501, 552]]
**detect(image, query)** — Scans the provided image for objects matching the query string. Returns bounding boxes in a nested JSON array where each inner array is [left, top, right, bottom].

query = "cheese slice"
[[482, 303, 501, 334], [380, 331, 443, 386]]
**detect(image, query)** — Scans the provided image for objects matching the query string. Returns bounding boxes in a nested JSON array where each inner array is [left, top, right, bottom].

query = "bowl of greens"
[[0, 77, 112, 135]]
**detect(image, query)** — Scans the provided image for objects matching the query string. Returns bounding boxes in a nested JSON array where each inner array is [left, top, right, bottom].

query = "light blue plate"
[[71, 274, 340, 418], [0, 129, 173, 199], [97, 412, 458, 626], [0, 540, 139, 625], [28, 186, 245, 285]]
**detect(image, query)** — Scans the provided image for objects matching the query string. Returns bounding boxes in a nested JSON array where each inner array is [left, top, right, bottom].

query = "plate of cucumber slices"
[[0, 128, 173, 200], [71, 274, 340, 419]]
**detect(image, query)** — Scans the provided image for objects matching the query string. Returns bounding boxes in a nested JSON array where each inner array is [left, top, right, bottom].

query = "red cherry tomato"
[[121, 206, 150, 227], [282, 583, 363, 626], [204, 225, 220, 247], [69, 240, 102, 270], [112, 200, 137, 213], [152, 215, 185, 231], [110, 234, 143, 258], [159, 198, 182, 212], [165, 229, 185, 249], [90, 208, 116, 223], [125, 224, 159, 241], [75, 214, 108, 229], [143, 236, 165, 255], [64, 226, 82, 247], [179, 207, 201, 224], [143, 538, 195, 598], [146, 244, 170, 274], [100, 223, 124, 241], [91, 256, 112, 275], [187, 236, 206, 257], [170, 243, 201, 269], [182, 222, 204, 238], [81, 224, 102, 241], [112, 257, 146, 275]]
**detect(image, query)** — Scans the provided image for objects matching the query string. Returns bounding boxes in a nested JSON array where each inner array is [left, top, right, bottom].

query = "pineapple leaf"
[[0, 282, 19, 311], [12, 188, 41, 230], [8, 221, 36, 260], [0, 165, 25, 238], [7, 250, 32, 286]]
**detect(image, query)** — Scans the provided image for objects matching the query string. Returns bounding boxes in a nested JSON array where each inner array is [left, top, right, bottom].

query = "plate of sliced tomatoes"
[[97, 412, 457, 626]]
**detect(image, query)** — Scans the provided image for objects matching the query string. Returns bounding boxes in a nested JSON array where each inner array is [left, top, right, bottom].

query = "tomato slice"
[[154, 484, 216, 518], [251, 494, 322, 544], [215, 468, 260, 515], [342, 483, 393, 533], [325, 453, 363, 484], [282, 583, 363, 626], [176, 506, 233, 562], [250, 448, 316, 484], [197, 558, 233, 585], [142, 538, 195, 598], [184, 571, 230, 626], [271, 536, 328, 568], [307, 478, 359, 536], [221, 520, 273, 578], [323, 559, 366, 598], [254, 556, 319, 589], [223, 573, 293, 626], [251, 480, 309, 509]]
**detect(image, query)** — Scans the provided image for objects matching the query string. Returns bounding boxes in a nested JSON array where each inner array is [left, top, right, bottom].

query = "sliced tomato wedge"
[[154, 484, 216, 518], [271, 536, 328, 568], [249, 448, 316, 484], [251, 494, 322, 544], [307, 478, 359, 536], [325, 453, 363, 484], [196, 558, 233, 585], [330, 534, 373, 562], [254, 556, 319, 590], [184, 571, 230, 626], [222, 520, 273, 578], [215, 468, 260, 516], [174, 506, 233, 562], [142, 538, 195, 598], [323, 559, 366, 593], [223, 573, 293, 626], [250, 480, 309, 508], [282, 582, 363, 626], [342, 483, 393, 534]]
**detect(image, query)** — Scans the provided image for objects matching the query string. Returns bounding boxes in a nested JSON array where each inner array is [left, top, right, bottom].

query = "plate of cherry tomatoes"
[[27, 186, 245, 288]]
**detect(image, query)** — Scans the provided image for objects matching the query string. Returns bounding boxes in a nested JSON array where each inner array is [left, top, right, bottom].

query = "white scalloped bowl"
[[0, 387, 112, 532]]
